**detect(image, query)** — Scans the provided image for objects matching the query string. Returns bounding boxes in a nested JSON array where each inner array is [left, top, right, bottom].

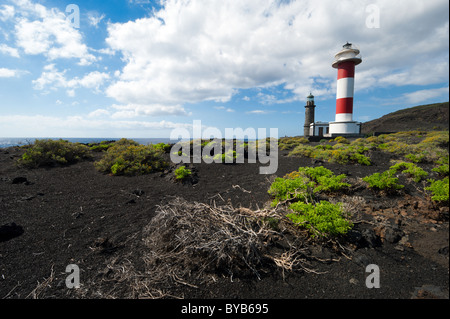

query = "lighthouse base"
[[325, 121, 362, 137]]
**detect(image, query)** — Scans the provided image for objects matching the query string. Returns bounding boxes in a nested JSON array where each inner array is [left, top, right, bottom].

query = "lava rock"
[[12, 177, 29, 184], [360, 228, 382, 248], [132, 189, 144, 196], [0, 223, 24, 242], [353, 253, 371, 268], [384, 227, 404, 244], [438, 246, 448, 255], [346, 229, 363, 247]]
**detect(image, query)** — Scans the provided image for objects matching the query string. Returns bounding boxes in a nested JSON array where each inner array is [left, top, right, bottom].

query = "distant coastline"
[[0, 137, 174, 149]]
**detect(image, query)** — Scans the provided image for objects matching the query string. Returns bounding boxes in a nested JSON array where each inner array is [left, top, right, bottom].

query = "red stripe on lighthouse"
[[336, 61, 355, 119], [336, 97, 353, 114], [337, 61, 355, 79]]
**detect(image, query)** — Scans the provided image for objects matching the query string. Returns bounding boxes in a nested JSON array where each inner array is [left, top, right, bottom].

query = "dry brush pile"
[[84, 197, 343, 299]]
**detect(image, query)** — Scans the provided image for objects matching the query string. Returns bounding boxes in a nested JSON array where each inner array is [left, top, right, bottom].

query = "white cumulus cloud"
[[13, 0, 96, 65], [0, 68, 19, 78], [0, 4, 15, 21], [104, 0, 449, 114], [32, 64, 110, 95], [0, 44, 20, 57]]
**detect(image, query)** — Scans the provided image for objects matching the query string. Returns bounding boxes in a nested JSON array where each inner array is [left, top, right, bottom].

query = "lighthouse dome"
[[332, 42, 362, 68]]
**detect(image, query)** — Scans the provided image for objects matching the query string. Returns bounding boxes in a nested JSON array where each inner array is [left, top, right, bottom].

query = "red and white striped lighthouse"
[[329, 43, 362, 136]]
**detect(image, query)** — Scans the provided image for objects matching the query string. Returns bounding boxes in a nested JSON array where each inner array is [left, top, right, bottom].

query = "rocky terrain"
[[1, 139, 448, 303], [361, 102, 449, 134]]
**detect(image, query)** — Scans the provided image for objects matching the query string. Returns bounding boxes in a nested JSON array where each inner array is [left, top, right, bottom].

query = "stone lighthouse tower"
[[304, 92, 315, 137], [328, 42, 362, 136]]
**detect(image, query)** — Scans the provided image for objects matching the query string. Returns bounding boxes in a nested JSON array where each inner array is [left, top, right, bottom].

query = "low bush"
[[420, 131, 449, 148], [332, 136, 350, 144], [287, 201, 352, 238], [315, 144, 332, 150], [268, 166, 353, 238], [378, 141, 413, 155], [17, 139, 91, 168], [268, 166, 349, 206], [362, 171, 404, 191], [268, 174, 314, 205], [405, 153, 427, 163], [389, 162, 428, 183], [153, 143, 172, 153], [174, 166, 192, 180], [278, 137, 309, 150], [213, 150, 237, 163], [94, 138, 168, 176], [89, 140, 115, 152], [432, 155, 449, 176], [289, 143, 371, 165], [433, 164, 449, 176], [297, 166, 350, 193], [374, 131, 448, 164], [425, 177, 449, 203]]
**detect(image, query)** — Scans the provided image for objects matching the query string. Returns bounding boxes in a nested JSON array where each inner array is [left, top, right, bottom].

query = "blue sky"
[[0, 0, 448, 138]]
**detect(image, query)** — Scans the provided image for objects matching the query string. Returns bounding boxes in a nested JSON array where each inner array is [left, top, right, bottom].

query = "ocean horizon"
[[0, 137, 175, 149]]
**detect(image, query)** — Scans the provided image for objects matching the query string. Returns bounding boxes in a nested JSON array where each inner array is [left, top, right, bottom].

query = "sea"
[[0, 137, 174, 149]]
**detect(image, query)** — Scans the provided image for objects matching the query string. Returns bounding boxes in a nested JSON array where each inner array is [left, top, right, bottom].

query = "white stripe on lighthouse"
[[336, 77, 354, 99], [335, 113, 353, 122]]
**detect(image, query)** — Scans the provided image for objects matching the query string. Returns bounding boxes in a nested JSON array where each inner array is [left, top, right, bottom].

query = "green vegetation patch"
[[425, 177, 449, 203], [432, 155, 449, 176], [268, 166, 350, 207], [377, 131, 449, 164], [278, 137, 309, 150], [288, 139, 371, 165], [268, 166, 353, 239], [362, 171, 404, 191], [89, 140, 115, 152], [94, 138, 168, 176], [174, 166, 192, 180], [17, 139, 91, 168], [389, 161, 428, 183], [287, 201, 353, 238], [153, 142, 172, 153]]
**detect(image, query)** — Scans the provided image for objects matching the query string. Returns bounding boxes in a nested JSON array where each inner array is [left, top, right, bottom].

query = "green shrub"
[[268, 166, 349, 206], [351, 153, 372, 166], [289, 142, 371, 165], [315, 144, 333, 150], [297, 166, 350, 193], [89, 140, 115, 152], [333, 136, 350, 144], [374, 131, 448, 164], [17, 139, 91, 168], [287, 201, 352, 238], [213, 150, 236, 163], [174, 166, 192, 180], [115, 138, 140, 147], [153, 143, 172, 153], [278, 137, 309, 150], [94, 139, 167, 176], [433, 164, 449, 176], [389, 162, 428, 183], [420, 131, 449, 148], [363, 171, 404, 191], [378, 141, 413, 155], [268, 175, 314, 206], [405, 153, 427, 163], [432, 155, 449, 176], [425, 177, 449, 203]]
